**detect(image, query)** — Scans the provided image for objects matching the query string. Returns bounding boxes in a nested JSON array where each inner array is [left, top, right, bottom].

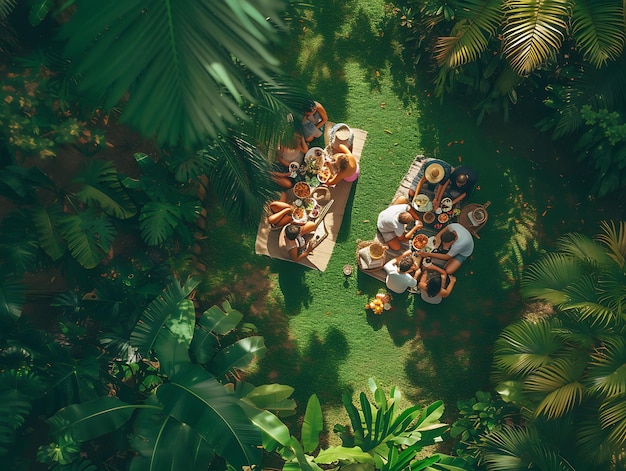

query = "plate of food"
[[438, 213, 449, 224], [422, 211, 435, 224], [440, 197, 453, 212], [412, 233, 429, 251], [317, 165, 332, 184], [293, 181, 311, 199], [292, 207, 307, 224], [412, 194, 429, 211]]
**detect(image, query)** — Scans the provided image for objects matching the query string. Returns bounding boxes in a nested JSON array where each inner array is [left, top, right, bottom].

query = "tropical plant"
[[42, 279, 291, 470], [450, 390, 519, 468], [488, 221, 626, 468], [258, 378, 471, 471], [0, 160, 135, 271], [58, 0, 293, 148]]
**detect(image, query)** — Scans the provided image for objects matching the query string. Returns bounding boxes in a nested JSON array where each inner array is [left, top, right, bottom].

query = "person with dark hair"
[[438, 165, 478, 207], [326, 144, 358, 186], [417, 263, 456, 304], [302, 100, 328, 142], [278, 222, 316, 261], [377, 197, 422, 251], [383, 250, 419, 294], [416, 223, 474, 274], [270, 132, 309, 189]]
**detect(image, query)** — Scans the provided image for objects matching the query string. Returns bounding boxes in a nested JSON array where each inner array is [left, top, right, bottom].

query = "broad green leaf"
[[32, 205, 66, 261], [207, 336, 266, 377], [154, 299, 196, 376], [301, 394, 322, 453], [240, 402, 291, 448], [130, 395, 215, 470], [57, 210, 116, 269], [158, 365, 261, 469], [139, 201, 182, 246], [314, 445, 376, 464], [242, 383, 296, 414], [199, 302, 244, 335], [131, 278, 200, 356], [73, 160, 136, 219], [47, 397, 136, 442]]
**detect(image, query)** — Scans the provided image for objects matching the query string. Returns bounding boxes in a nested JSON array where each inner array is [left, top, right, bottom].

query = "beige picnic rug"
[[255, 126, 368, 271]]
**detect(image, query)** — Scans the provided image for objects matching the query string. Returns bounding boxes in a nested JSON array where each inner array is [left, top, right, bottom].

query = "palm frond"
[[433, 0, 502, 68], [200, 131, 276, 229], [588, 336, 626, 399], [562, 277, 619, 326], [61, 0, 287, 147], [576, 412, 618, 465], [555, 232, 614, 268], [0, 0, 17, 19], [572, 1, 626, 68], [493, 318, 564, 378], [595, 220, 626, 268], [502, 0, 570, 76], [525, 359, 586, 419], [599, 398, 626, 448], [521, 253, 582, 304]]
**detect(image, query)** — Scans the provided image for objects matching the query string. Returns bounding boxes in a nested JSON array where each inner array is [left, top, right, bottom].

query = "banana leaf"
[[47, 396, 137, 442], [314, 445, 377, 465], [130, 394, 215, 470], [32, 205, 66, 262], [301, 394, 322, 453], [131, 278, 200, 356], [158, 365, 261, 469], [239, 402, 291, 450], [207, 336, 266, 378], [153, 299, 196, 376]]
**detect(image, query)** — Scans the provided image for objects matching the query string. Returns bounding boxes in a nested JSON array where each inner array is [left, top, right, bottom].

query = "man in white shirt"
[[383, 250, 419, 294], [377, 203, 421, 251]]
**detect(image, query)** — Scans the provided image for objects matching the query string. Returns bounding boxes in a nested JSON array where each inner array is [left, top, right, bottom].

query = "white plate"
[[441, 197, 453, 212]]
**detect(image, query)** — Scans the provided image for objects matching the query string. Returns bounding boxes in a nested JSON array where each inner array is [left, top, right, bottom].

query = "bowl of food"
[[423, 211, 435, 224], [293, 181, 311, 199], [317, 165, 332, 184], [440, 197, 453, 212], [412, 233, 429, 251], [413, 194, 429, 210], [438, 213, 449, 224], [292, 207, 307, 224]]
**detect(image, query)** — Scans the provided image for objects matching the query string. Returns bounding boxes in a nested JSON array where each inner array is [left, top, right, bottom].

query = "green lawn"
[[199, 0, 620, 443]]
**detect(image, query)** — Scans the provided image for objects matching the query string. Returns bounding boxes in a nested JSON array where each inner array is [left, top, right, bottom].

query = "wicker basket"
[[356, 240, 388, 271], [310, 186, 331, 205]]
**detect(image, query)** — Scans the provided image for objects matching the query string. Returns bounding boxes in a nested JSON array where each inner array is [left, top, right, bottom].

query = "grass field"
[[199, 0, 625, 443]]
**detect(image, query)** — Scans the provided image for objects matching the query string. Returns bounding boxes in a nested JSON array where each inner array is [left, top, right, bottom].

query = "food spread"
[[412, 233, 429, 250], [293, 182, 311, 198]]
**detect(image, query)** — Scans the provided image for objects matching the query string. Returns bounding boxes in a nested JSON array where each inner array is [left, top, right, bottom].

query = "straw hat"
[[425, 163, 445, 184], [330, 123, 354, 151]]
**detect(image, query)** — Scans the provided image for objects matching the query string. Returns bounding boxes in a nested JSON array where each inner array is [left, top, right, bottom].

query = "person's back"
[[384, 255, 417, 294]]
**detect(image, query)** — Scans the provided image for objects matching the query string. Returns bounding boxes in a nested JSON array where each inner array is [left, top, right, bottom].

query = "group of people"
[[266, 100, 361, 262], [377, 158, 478, 304]]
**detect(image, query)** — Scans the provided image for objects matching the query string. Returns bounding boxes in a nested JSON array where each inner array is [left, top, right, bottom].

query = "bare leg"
[[386, 237, 401, 251], [271, 173, 294, 189], [445, 258, 462, 274], [392, 195, 410, 205], [268, 206, 293, 226]]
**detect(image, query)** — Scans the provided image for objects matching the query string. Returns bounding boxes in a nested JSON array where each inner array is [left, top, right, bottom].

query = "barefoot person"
[[278, 222, 316, 262], [326, 144, 358, 186], [302, 100, 328, 143], [416, 223, 474, 274], [377, 202, 422, 251], [417, 263, 456, 304]]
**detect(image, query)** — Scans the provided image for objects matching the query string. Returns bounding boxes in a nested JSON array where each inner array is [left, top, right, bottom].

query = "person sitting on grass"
[[408, 158, 453, 207], [417, 263, 456, 304], [383, 250, 419, 294], [416, 223, 474, 274], [278, 222, 316, 262], [439, 165, 478, 207], [270, 132, 308, 189], [302, 99, 328, 143], [377, 199, 422, 251], [326, 144, 358, 186], [267, 192, 296, 228]]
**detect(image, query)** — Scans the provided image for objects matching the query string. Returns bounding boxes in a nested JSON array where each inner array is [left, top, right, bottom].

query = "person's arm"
[[440, 274, 456, 298], [418, 269, 429, 291], [289, 246, 312, 262], [421, 251, 452, 261], [398, 222, 422, 243], [413, 176, 426, 199], [433, 180, 450, 209], [451, 192, 467, 206], [315, 102, 328, 128], [298, 135, 309, 153]]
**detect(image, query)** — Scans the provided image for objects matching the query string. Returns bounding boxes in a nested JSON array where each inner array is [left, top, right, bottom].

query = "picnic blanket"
[[255, 126, 368, 271], [358, 154, 426, 283]]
